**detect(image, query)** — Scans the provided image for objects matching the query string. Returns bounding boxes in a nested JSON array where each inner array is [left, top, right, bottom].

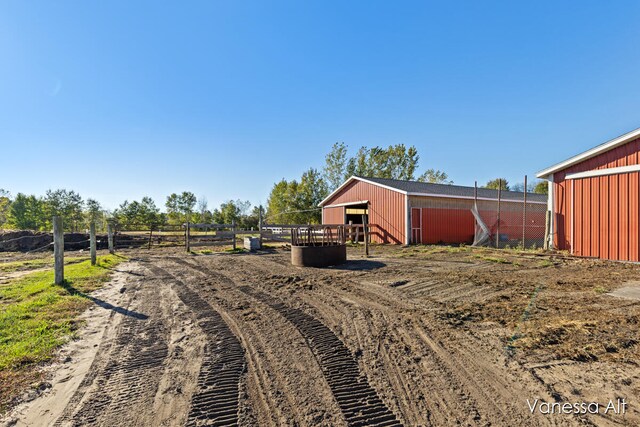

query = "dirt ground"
[[2, 244, 639, 426]]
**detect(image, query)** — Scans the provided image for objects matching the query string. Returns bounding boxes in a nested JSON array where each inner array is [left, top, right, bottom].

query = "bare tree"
[[197, 196, 208, 223]]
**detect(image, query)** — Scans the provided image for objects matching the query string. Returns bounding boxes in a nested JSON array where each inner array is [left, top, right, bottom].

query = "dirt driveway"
[[3, 246, 639, 426]]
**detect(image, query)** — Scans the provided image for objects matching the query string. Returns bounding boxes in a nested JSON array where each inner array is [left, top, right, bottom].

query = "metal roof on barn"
[[320, 176, 547, 206]]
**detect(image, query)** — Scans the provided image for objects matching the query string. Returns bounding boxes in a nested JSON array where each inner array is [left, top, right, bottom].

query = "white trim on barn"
[[323, 200, 369, 208], [536, 127, 640, 179], [548, 173, 555, 249], [357, 177, 410, 195], [318, 176, 406, 207], [565, 164, 640, 180], [405, 194, 410, 245], [570, 179, 575, 255]]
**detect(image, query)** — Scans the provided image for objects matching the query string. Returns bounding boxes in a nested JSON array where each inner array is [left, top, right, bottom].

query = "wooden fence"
[[107, 222, 371, 252]]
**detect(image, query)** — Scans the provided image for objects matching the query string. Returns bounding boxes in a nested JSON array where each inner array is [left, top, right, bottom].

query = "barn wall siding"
[[323, 179, 546, 246], [553, 135, 640, 261], [322, 180, 407, 244], [420, 208, 475, 244], [323, 206, 344, 225]]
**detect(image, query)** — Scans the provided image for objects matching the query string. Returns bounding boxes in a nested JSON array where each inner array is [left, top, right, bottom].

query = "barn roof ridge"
[[319, 175, 546, 207], [537, 126, 640, 179]]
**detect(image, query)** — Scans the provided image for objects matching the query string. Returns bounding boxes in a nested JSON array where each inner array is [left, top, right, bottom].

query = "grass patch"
[[0, 256, 88, 273], [225, 248, 247, 254], [0, 254, 127, 412], [396, 245, 471, 257], [473, 254, 511, 264], [593, 286, 609, 294]]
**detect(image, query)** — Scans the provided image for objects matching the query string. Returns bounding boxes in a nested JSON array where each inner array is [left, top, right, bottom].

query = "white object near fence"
[[244, 237, 260, 251]]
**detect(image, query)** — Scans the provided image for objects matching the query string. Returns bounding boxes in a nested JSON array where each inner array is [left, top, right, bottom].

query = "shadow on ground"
[[60, 281, 148, 320], [329, 260, 386, 271]]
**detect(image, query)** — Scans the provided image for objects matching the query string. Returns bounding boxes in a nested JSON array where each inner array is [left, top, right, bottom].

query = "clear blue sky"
[[2, 1, 640, 210]]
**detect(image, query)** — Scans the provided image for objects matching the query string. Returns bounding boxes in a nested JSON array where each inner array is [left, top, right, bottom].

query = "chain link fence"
[[471, 198, 548, 249]]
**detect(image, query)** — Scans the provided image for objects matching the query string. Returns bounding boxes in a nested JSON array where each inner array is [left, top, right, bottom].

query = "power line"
[[265, 207, 322, 219]]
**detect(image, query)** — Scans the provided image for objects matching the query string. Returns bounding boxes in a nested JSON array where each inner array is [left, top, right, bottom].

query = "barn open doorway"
[[345, 203, 368, 242]]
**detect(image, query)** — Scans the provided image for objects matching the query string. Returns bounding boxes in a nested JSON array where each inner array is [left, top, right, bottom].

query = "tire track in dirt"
[[54, 267, 170, 426], [230, 254, 581, 426], [171, 257, 402, 427], [144, 263, 246, 427], [236, 285, 403, 427], [237, 256, 474, 425], [165, 256, 348, 427]]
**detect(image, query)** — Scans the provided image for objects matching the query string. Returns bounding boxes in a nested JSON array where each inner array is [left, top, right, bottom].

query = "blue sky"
[[2, 1, 640, 210]]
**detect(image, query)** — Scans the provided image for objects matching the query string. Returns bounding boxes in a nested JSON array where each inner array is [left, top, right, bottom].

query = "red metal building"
[[320, 176, 546, 245], [537, 127, 640, 261]]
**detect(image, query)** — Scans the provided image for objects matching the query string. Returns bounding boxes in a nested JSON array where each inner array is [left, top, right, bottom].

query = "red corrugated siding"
[[420, 208, 475, 244], [322, 180, 406, 244], [553, 135, 640, 261], [323, 206, 344, 224]]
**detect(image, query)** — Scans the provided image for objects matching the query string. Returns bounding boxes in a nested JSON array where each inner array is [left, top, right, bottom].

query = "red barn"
[[320, 176, 546, 245], [537, 127, 640, 261]]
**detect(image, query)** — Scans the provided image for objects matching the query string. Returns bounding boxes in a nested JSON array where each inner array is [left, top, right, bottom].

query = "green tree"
[[533, 181, 548, 195], [242, 205, 261, 230], [113, 200, 139, 229], [212, 200, 252, 226], [484, 178, 510, 191], [297, 168, 327, 223], [265, 169, 326, 225], [323, 142, 349, 192], [45, 189, 84, 231], [346, 144, 419, 180], [84, 198, 106, 231], [113, 197, 163, 230], [7, 194, 46, 230], [138, 197, 163, 230], [417, 169, 453, 184], [0, 189, 11, 229], [165, 191, 197, 224], [266, 179, 293, 223]]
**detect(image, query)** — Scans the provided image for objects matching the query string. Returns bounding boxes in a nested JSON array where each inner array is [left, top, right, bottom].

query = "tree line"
[[265, 142, 547, 224], [0, 143, 548, 232], [0, 189, 261, 233]]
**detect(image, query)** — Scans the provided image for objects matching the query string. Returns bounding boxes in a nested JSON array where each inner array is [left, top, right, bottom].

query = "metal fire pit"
[[290, 226, 347, 268]]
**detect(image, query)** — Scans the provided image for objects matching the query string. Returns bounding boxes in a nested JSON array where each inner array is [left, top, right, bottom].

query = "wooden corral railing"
[[109, 221, 374, 252], [262, 223, 370, 244], [291, 225, 347, 246]]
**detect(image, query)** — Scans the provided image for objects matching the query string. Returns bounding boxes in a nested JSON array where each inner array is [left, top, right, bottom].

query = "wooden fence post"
[[258, 206, 263, 247], [90, 222, 96, 266], [522, 175, 527, 249], [349, 220, 353, 243], [496, 180, 502, 249], [107, 223, 114, 254], [544, 210, 551, 250], [232, 220, 236, 250], [53, 216, 64, 285], [186, 222, 190, 252], [362, 214, 369, 258]]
